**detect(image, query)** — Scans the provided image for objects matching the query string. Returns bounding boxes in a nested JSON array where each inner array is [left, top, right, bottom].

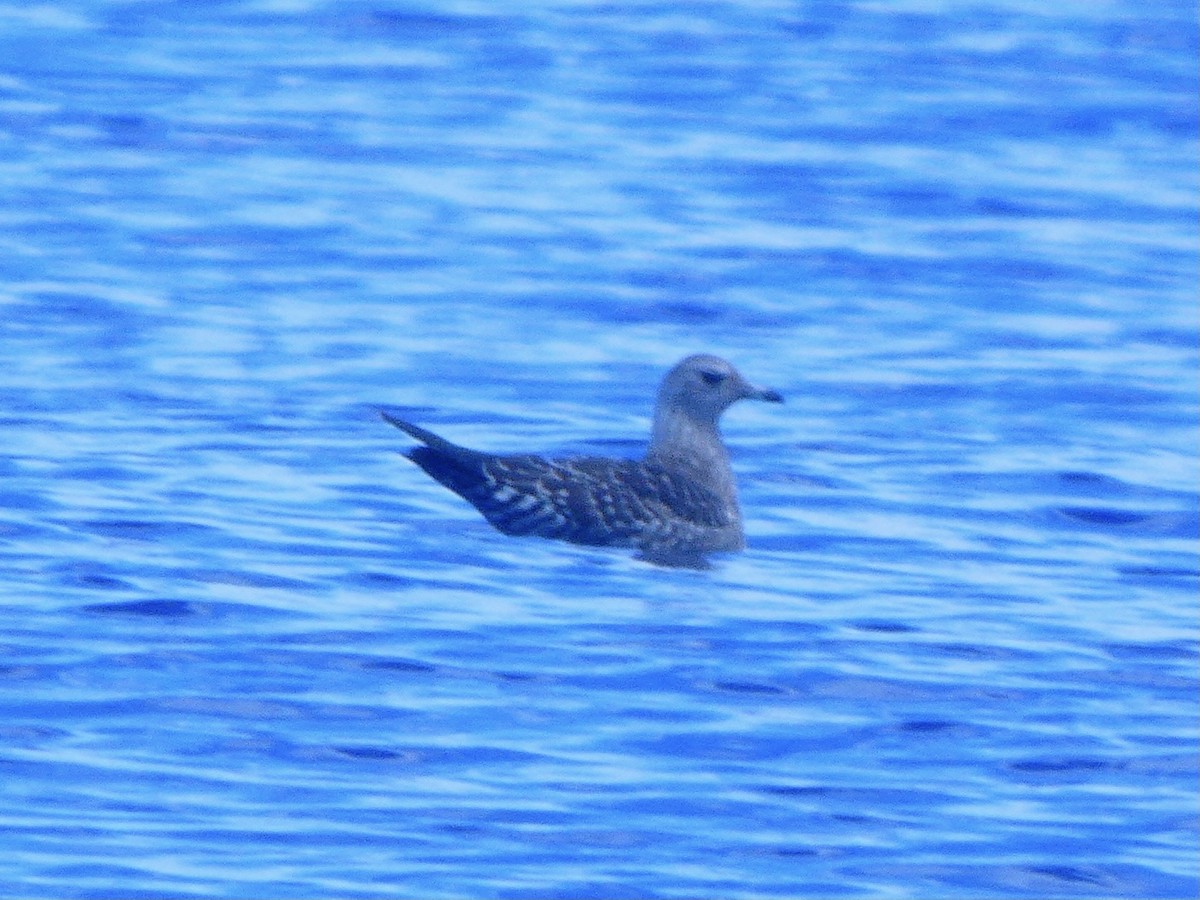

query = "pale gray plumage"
[[382, 354, 782, 565]]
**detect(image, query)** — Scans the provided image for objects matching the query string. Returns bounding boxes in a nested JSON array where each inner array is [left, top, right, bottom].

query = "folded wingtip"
[[380, 410, 482, 462], [380, 409, 407, 429]]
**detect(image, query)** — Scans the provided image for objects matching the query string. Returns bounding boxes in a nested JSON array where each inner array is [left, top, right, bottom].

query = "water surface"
[[1, 1, 1197, 897]]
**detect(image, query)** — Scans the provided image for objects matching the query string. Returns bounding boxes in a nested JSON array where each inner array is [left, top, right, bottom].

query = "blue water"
[[2, 1, 1197, 897]]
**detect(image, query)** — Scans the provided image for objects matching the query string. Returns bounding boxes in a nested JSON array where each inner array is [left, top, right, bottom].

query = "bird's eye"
[[699, 369, 726, 386]]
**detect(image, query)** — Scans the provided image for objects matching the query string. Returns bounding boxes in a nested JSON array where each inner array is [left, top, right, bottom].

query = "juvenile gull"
[[382, 354, 782, 565]]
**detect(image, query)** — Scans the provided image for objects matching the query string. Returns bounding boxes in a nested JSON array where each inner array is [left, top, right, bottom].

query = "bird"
[[381, 354, 782, 567]]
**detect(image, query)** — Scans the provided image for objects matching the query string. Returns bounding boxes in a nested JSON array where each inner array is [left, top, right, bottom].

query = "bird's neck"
[[648, 412, 738, 502]]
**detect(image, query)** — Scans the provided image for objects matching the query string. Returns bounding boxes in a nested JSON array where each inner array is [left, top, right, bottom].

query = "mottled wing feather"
[[475, 455, 586, 539], [614, 458, 732, 529], [408, 445, 733, 551]]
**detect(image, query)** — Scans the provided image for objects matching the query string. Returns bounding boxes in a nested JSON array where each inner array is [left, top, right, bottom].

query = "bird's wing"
[[472, 455, 734, 547]]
